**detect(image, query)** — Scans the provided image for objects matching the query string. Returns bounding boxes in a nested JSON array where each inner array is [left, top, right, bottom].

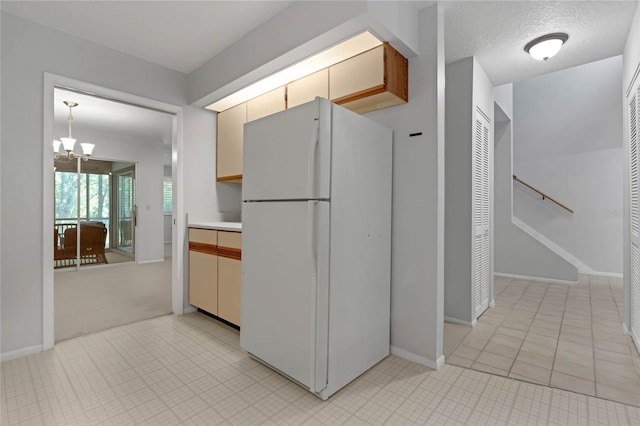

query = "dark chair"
[[55, 223, 108, 267]]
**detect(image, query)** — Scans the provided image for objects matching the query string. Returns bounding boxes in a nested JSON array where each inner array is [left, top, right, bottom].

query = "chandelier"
[[53, 101, 95, 161]]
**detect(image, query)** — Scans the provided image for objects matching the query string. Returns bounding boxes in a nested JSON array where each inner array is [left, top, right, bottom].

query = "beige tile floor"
[[2, 313, 640, 425], [445, 274, 640, 407]]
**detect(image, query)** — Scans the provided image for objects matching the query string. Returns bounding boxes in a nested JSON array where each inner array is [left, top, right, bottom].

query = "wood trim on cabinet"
[[217, 246, 242, 261], [332, 84, 386, 106], [217, 174, 243, 183], [383, 42, 408, 103], [189, 241, 218, 255]]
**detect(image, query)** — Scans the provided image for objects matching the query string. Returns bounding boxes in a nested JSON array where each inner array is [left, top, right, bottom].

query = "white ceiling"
[[54, 88, 174, 165], [443, 0, 638, 85], [1, 0, 294, 74], [9, 0, 639, 160], [54, 88, 173, 144]]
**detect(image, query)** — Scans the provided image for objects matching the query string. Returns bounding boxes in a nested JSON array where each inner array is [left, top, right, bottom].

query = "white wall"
[[0, 12, 221, 355], [444, 57, 495, 324], [513, 56, 624, 275], [189, 1, 367, 105], [444, 57, 473, 323], [188, 0, 420, 107], [181, 106, 242, 310], [190, 1, 444, 367], [0, 2, 444, 365], [494, 85, 578, 282], [364, 4, 445, 368]]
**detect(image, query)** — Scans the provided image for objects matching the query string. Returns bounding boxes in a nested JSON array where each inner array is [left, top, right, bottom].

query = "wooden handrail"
[[513, 175, 574, 214]]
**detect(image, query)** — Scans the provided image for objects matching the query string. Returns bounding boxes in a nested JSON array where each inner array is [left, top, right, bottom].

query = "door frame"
[[43, 73, 185, 350]]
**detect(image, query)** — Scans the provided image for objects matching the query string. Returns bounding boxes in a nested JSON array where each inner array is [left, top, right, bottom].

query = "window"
[[163, 177, 173, 213], [55, 169, 111, 247]]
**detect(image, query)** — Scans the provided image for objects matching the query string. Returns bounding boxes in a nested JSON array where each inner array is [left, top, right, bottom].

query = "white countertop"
[[188, 221, 242, 232]]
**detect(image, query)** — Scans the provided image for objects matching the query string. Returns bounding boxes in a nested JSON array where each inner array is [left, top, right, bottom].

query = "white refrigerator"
[[240, 97, 392, 400]]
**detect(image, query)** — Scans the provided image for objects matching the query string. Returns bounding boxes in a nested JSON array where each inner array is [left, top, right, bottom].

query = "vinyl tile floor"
[[3, 312, 640, 425], [445, 275, 640, 408]]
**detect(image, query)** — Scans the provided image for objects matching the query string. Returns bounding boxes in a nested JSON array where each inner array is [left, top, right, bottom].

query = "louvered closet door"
[[629, 88, 640, 350], [473, 109, 491, 318]]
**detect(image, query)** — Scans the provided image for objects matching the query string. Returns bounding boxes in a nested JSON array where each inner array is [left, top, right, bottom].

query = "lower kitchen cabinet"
[[188, 228, 242, 327], [188, 228, 218, 315], [217, 231, 242, 326]]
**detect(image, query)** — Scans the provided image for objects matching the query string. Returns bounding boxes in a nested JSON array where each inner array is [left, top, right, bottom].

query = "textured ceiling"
[[1, 0, 294, 74], [443, 0, 638, 85]]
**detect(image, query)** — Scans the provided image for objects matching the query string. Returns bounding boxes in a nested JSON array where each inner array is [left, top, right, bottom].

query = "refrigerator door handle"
[[307, 200, 318, 276], [307, 119, 320, 199]]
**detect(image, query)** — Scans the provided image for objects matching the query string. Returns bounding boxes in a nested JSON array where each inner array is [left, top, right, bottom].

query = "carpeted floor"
[[54, 258, 172, 342], [104, 248, 135, 264]]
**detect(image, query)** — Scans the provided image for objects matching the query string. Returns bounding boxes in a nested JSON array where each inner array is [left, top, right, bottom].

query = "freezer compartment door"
[[241, 201, 329, 392], [242, 98, 331, 201]]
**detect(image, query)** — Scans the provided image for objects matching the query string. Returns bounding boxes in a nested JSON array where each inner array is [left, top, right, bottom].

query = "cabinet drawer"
[[218, 231, 241, 249], [189, 228, 217, 245]]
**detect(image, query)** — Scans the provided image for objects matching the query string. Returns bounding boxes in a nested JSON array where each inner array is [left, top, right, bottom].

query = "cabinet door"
[[218, 257, 241, 326], [472, 112, 491, 319], [217, 231, 241, 325], [189, 228, 218, 314], [329, 46, 384, 102], [247, 86, 286, 122], [189, 251, 218, 315], [629, 85, 640, 351], [217, 103, 246, 181], [287, 69, 329, 109]]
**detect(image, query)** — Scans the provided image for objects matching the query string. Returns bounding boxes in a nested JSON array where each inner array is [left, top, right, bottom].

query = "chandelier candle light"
[[53, 101, 95, 161]]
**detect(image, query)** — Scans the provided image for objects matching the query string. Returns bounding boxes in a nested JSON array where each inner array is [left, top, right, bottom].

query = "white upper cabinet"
[[287, 69, 329, 109], [247, 86, 286, 122]]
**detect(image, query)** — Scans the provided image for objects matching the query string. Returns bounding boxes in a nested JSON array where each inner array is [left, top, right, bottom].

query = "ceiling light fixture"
[[53, 101, 95, 161], [524, 32, 569, 61]]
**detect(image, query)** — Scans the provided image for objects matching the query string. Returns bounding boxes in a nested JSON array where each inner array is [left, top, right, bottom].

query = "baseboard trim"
[[495, 272, 577, 285], [390, 346, 444, 370], [138, 259, 165, 264], [183, 306, 197, 314], [585, 271, 623, 278], [444, 316, 477, 327], [1, 345, 43, 362], [511, 216, 587, 273]]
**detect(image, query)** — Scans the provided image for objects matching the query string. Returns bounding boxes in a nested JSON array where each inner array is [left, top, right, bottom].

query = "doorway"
[[50, 85, 176, 342]]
